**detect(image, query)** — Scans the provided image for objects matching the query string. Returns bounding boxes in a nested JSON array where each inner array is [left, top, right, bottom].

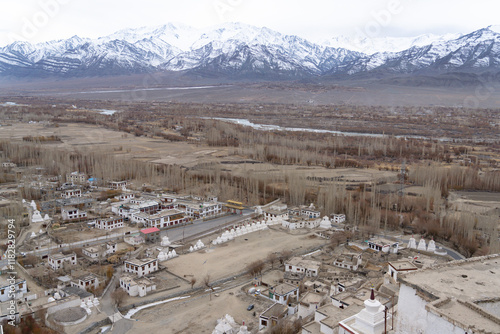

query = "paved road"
[[162, 210, 254, 243], [373, 233, 465, 260], [20, 210, 254, 257]]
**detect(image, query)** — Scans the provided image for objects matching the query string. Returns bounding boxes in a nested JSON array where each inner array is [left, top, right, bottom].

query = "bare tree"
[[247, 260, 265, 277], [111, 289, 127, 307], [190, 277, 197, 289], [203, 274, 214, 300], [267, 252, 278, 269], [279, 250, 292, 265]]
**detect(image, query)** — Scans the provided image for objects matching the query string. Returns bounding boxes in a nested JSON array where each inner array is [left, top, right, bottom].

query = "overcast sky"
[[0, 0, 498, 46]]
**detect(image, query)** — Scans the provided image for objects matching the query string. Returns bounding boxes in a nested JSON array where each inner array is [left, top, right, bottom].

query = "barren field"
[[448, 191, 500, 214], [0, 123, 231, 167], [165, 227, 326, 281], [128, 228, 327, 333]]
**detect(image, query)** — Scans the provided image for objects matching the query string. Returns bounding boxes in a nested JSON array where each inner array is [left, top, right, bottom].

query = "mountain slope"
[[1, 23, 500, 78]]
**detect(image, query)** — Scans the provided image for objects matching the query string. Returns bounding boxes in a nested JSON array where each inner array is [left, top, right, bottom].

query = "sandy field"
[[0, 123, 231, 167], [129, 284, 273, 334], [120, 228, 327, 333], [164, 227, 327, 281], [448, 190, 500, 214]]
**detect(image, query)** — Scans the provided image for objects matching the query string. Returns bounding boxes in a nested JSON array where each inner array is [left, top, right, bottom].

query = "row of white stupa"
[[30, 229, 45, 238], [189, 240, 205, 252], [212, 221, 269, 245], [157, 249, 177, 261], [407, 236, 437, 253], [80, 298, 100, 315], [22, 199, 51, 223]]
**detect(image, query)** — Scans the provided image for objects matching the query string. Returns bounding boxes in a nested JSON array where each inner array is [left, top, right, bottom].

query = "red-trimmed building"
[[140, 227, 161, 243]]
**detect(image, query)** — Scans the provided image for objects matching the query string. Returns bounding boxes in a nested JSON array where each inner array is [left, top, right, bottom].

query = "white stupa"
[[161, 236, 171, 247], [339, 288, 387, 334], [417, 238, 427, 251], [93, 297, 100, 306], [30, 232, 36, 238], [43, 214, 50, 221], [189, 246, 194, 253], [31, 210, 44, 223], [319, 216, 332, 229], [407, 236, 417, 249], [427, 239, 436, 252], [30, 200, 37, 210], [171, 249, 177, 257]]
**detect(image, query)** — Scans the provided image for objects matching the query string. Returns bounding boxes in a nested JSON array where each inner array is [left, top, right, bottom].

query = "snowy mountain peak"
[[487, 25, 500, 34], [323, 32, 463, 55], [1, 23, 500, 78]]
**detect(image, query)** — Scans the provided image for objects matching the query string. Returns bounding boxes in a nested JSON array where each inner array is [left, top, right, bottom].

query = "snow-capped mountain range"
[[1, 23, 499, 78]]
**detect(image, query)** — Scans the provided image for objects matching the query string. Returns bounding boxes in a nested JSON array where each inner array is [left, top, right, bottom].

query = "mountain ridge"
[[1, 23, 500, 79]]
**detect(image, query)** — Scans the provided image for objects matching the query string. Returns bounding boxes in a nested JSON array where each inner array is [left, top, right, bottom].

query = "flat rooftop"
[[125, 257, 157, 266], [400, 254, 500, 333], [388, 260, 418, 271], [400, 254, 500, 301]]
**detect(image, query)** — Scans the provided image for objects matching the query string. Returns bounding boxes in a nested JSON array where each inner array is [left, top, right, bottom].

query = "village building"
[[71, 274, 99, 291], [365, 239, 399, 253], [333, 253, 363, 271], [259, 303, 289, 331], [48, 252, 77, 270], [387, 260, 418, 282], [117, 192, 135, 202], [66, 171, 87, 184], [284, 271, 306, 286], [108, 180, 128, 190], [0, 278, 27, 303], [285, 257, 322, 277], [331, 214, 346, 224], [61, 206, 87, 221], [264, 204, 288, 220], [302, 302, 364, 334], [61, 188, 82, 199], [82, 246, 100, 260], [396, 254, 500, 334], [106, 241, 117, 254], [132, 209, 186, 229], [119, 274, 157, 297], [113, 200, 161, 220], [94, 216, 124, 230], [270, 283, 300, 305], [140, 227, 161, 243], [182, 201, 222, 219], [298, 292, 326, 319], [124, 258, 159, 277], [1, 162, 16, 168]]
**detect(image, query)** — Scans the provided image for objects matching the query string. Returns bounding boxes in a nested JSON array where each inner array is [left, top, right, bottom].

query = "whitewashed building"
[[61, 207, 87, 221], [95, 216, 124, 230], [48, 252, 77, 270], [331, 214, 346, 224], [0, 278, 27, 303], [132, 209, 186, 228], [333, 253, 363, 271], [119, 274, 156, 297], [71, 274, 99, 291], [124, 258, 158, 277], [61, 188, 82, 199], [396, 255, 500, 334], [285, 257, 321, 277], [387, 260, 418, 282]]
